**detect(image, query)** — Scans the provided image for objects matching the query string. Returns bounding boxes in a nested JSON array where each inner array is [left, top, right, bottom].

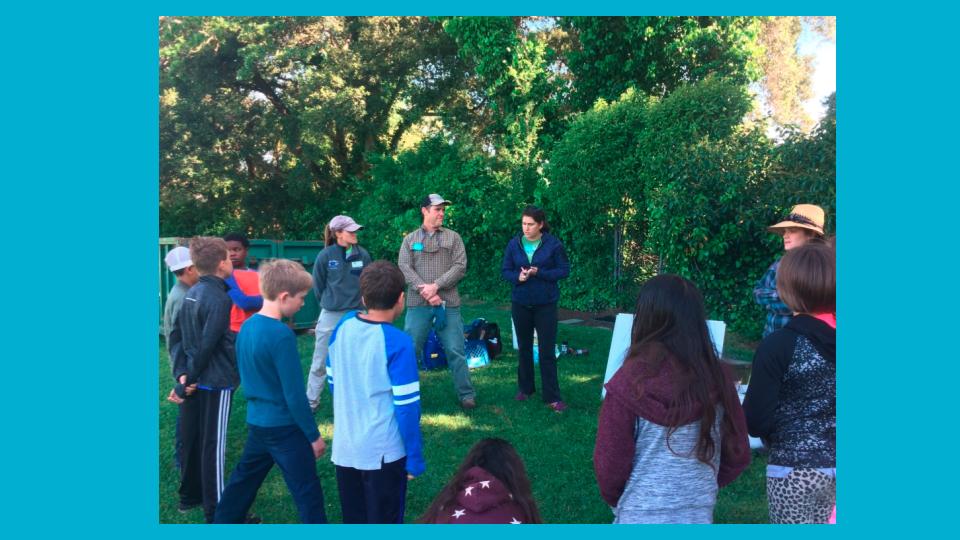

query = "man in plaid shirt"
[[398, 194, 477, 409]]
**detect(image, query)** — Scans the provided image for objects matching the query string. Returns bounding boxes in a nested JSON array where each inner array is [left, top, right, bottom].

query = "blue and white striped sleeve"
[[385, 327, 425, 477]]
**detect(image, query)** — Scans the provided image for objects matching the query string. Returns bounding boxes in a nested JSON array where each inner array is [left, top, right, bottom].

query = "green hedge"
[[352, 136, 516, 302], [327, 82, 834, 339], [161, 79, 835, 340], [544, 79, 835, 337]]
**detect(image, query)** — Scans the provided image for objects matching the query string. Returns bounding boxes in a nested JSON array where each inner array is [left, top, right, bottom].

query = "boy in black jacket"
[[169, 236, 239, 523]]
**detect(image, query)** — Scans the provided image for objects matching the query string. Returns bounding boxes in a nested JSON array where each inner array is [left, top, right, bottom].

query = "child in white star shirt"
[[418, 438, 541, 524]]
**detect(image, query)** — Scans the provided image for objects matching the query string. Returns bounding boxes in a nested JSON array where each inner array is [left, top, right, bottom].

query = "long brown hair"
[[626, 274, 741, 467], [323, 225, 337, 247], [417, 438, 542, 523]]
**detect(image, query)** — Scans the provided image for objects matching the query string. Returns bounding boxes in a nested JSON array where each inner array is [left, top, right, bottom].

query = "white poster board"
[[601, 315, 726, 399], [511, 320, 536, 350], [599, 314, 762, 450]]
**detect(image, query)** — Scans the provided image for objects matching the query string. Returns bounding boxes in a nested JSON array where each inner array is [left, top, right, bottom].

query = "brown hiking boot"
[[460, 398, 477, 410]]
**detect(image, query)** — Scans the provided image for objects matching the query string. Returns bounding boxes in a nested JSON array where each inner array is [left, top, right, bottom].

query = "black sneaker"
[[178, 501, 201, 513]]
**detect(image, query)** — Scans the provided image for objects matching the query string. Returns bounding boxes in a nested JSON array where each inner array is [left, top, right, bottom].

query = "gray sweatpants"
[[306, 309, 350, 410]]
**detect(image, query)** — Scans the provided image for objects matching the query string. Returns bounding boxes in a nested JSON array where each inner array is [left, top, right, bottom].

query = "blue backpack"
[[422, 330, 447, 370]]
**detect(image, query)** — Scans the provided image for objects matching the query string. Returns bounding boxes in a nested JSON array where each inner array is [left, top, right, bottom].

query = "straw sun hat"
[[767, 204, 825, 236]]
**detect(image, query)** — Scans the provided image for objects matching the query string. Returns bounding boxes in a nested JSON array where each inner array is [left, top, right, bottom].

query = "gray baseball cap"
[[329, 215, 363, 232], [420, 193, 452, 207]]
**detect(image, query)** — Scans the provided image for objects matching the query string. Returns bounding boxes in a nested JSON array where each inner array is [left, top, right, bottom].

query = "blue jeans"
[[214, 424, 327, 524], [404, 306, 474, 400]]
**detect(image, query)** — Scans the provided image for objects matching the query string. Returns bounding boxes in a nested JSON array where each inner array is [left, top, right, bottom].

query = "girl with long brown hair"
[[594, 274, 751, 523]]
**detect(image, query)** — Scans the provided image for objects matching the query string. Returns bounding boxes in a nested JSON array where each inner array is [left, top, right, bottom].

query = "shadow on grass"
[[159, 301, 767, 524]]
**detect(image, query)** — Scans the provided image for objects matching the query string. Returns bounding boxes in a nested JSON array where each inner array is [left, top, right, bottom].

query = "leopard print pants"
[[767, 468, 836, 524]]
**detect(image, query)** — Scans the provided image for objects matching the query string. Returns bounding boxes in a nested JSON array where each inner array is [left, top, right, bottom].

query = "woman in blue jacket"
[[501, 206, 571, 412]]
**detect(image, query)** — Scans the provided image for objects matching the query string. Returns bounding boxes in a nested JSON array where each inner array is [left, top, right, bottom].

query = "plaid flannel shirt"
[[754, 258, 792, 337], [398, 226, 467, 308]]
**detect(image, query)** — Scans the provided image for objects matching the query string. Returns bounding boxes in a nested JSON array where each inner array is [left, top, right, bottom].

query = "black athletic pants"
[[513, 302, 561, 403], [335, 456, 408, 524], [179, 388, 233, 523]]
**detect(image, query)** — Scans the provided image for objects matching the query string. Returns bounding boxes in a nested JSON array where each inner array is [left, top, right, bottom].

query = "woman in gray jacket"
[[305, 215, 372, 412]]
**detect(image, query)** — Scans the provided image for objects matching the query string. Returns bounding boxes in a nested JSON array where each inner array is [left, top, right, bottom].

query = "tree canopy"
[[160, 16, 835, 337]]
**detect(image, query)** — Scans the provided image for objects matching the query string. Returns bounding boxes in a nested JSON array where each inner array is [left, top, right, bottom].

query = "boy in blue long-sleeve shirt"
[[327, 260, 425, 523], [213, 259, 328, 524]]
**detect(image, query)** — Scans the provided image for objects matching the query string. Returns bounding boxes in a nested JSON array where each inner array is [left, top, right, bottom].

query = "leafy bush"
[[645, 130, 775, 335], [768, 92, 836, 228], [545, 78, 833, 338], [545, 89, 650, 310], [355, 136, 517, 301], [545, 78, 758, 315]]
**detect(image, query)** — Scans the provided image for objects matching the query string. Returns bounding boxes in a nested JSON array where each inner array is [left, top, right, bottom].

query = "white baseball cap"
[[164, 246, 193, 271]]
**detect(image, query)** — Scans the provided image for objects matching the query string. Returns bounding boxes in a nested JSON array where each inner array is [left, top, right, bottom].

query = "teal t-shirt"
[[521, 236, 541, 264]]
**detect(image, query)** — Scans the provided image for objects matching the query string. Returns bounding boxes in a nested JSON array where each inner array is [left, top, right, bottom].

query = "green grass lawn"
[[159, 301, 768, 523]]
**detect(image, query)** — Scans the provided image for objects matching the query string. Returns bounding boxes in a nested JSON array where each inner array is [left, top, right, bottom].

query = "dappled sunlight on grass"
[[565, 373, 602, 385], [421, 413, 475, 431]]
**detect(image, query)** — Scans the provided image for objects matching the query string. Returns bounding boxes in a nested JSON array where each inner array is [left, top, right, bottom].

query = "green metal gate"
[[159, 238, 326, 334]]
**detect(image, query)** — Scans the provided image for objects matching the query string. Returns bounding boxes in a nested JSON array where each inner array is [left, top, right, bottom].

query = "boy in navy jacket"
[[169, 236, 237, 523]]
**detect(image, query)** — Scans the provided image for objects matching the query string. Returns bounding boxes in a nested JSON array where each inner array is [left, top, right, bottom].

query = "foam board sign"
[[599, 314, 760, 448], [511, 320, 536, 350], [601, 315, 726, 399]]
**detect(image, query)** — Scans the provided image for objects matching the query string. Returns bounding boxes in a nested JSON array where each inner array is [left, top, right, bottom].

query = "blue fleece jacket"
[[501, 232, 570, 305]]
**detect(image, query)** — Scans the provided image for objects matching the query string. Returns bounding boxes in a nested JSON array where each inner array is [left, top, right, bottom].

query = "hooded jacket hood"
[[435, 466, 529, 523], [604, 342, 734, 427], [455, 466, 515, 514], [785, 314, 836, 363]]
